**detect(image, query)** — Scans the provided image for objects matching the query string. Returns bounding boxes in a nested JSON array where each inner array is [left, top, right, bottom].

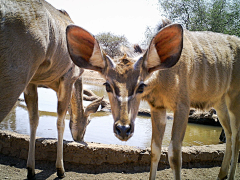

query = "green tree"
[[158, 0, 240, 36], [95, 32, 129, 58], [210, 0, 240, 35]]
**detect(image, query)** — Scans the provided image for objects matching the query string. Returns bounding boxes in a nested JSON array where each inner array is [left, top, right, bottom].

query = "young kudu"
[[66, 23, 240, 180], [0, 0, 102, 179]]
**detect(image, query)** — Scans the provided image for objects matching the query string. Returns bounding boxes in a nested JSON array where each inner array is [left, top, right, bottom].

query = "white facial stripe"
[[117, 95, 133, 102], [117, 96, 127, 102]]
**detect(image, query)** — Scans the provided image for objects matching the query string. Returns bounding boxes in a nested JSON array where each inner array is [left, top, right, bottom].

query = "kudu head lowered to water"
[[66, 24, 183, 141], [68, 78, 103, 142]]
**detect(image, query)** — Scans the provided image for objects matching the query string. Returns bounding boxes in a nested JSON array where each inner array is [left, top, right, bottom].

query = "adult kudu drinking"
[[0, 0, 102, 179], [66, 22, 240, 179]]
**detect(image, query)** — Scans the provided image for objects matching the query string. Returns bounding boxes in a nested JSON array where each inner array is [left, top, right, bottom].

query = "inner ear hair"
[[89, 41, 105, 69], [145, 24, 183, 73]]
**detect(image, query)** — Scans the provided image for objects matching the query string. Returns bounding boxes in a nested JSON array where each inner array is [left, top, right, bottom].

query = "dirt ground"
[[1, 153, 240, 180]]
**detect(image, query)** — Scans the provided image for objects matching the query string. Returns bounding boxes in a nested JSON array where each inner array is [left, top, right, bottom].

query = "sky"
[[46, 0, 163, 44]]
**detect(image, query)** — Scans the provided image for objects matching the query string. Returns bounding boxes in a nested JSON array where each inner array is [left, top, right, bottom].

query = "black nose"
[[114, 124, 132, 141]]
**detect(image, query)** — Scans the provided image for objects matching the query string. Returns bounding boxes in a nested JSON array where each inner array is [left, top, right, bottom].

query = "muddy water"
[[0, 85, 222, 149]]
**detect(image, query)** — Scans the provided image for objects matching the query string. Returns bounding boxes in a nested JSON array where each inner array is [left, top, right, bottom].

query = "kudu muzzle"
[[113, 97, 134, 141]]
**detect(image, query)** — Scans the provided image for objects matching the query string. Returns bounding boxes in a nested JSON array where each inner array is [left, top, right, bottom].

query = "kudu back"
[[66, 23, 240, 179], [0, 0, 102, 179]]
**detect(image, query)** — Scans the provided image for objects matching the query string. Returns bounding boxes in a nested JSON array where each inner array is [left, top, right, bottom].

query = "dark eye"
[[136, 83, 146, 94], [103, 82, 112, 93]]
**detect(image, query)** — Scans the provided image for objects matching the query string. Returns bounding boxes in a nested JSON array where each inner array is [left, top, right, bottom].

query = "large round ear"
[[143, 24, 183, 73], [66, 25, 105, 72]]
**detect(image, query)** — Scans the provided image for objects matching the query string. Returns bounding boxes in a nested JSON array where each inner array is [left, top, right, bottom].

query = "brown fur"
[[66, 21, 240, 180], [0, 0, 101, 179], [116, 58, 134, 74]]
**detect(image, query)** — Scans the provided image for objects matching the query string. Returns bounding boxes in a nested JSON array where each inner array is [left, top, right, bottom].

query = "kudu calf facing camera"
[[67, 21, 240, 180]]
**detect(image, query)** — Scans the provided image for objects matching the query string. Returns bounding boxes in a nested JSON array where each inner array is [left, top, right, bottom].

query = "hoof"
[[217, 175, 227, 180], [27, 167, 36, 180], [57, 168, 66, 178]]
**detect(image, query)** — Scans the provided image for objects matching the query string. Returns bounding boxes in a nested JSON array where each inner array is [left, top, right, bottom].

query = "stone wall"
[[0, 130, 227, 173]]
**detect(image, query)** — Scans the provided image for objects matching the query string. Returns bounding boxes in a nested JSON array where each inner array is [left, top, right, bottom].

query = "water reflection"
[[184, 123, 222, 146], [0, 87, 222, 149]]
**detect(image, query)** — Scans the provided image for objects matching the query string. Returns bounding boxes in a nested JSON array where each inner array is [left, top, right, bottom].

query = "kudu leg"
[[149, 108, 167, 180], [55, 80, 73, 178], [24, 84, 39, 179], [226, 94, 240, 180], [229, 129, 240, 180], [215, 100, 232, 180], [168, 105, 189, 180]]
